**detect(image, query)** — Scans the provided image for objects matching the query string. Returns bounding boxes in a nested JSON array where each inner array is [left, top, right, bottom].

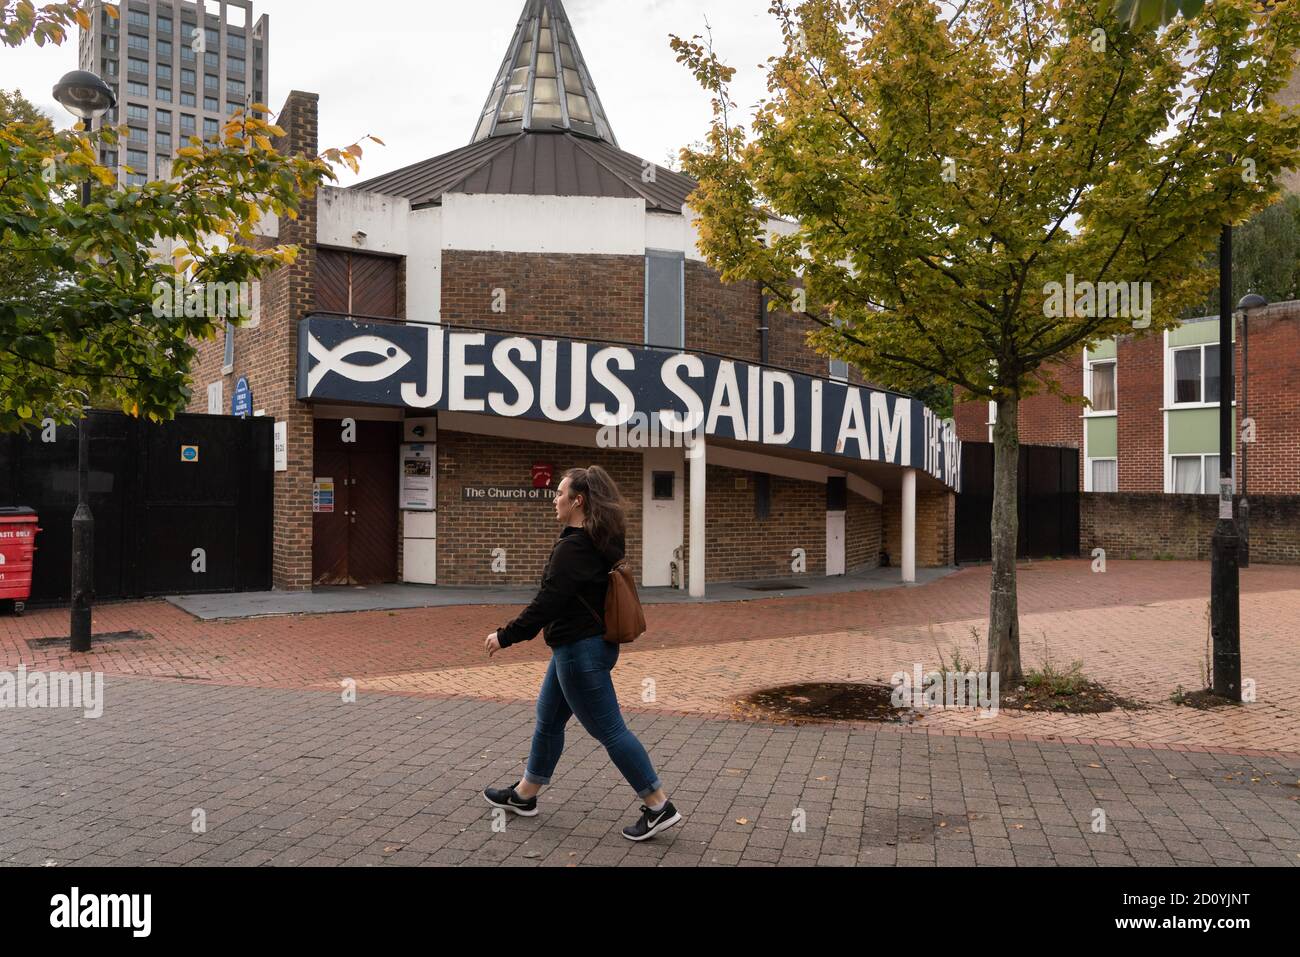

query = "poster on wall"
[[313, 478, 335, 513], [400, 445, 436, 511]]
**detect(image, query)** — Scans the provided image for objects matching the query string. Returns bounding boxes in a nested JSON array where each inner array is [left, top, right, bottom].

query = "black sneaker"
[[622, 801, 682, 841], [483, 782, 539, 817]]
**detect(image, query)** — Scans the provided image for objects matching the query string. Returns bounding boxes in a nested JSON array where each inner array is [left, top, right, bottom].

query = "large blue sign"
[[297, 317, 961, 491]]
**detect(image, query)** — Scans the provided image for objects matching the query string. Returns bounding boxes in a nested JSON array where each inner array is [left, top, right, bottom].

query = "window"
[[156, 109, 171, 126], [156, 131, 171, 150], [105, 35, 118, 52], [223, 321, 235, 371], [156, 63, 171, 82], [126, 148, 148, 169], [180, 113, 196, 133], [204, 96, 219, 111], [127, 9, 150, 30], [156, 87, 171, 103], [203, 117, 219, 139], [157, 39, 172, 57], [128, 126, 148, 144], [1172, 454, 1235, 494], [104, 58, 119, 76], [829, 358, 849, 380], [127, 33, 148, 52], [181, 68, 196, 86], [205, 27, 220, 48], [227, 78, 244, 98], [181, 44, 195, 63], [126, 172, 147, 187], [1086, 358, 1116, 413], [652, 472, 675, 501], [157, 16, 172, 34], [228, 56, 245, 74], [100, 149, 118, 167], [204, 50, 219, 68], [127, 56, 149, 75], [228, 33, 246, 53], [126, 103, 149, 122], [180, 91, 196, 106], [207, 381, 222, 415], [226, 101, 242, 115], [1089, 459, 1118, 493], [1172, 344, 1222, 405], [645, 250, 684, 349], [127, 80, 149, 97], [204, 74, 219, 92]]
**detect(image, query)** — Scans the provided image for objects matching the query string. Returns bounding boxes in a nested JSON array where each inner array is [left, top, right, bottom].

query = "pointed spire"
[[471, 0, 618, 147]]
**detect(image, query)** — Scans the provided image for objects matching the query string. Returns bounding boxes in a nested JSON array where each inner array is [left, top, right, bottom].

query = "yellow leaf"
[[735, 817, 749, 825], [254, 135, 273, 151], [370, 135, 386, 146]]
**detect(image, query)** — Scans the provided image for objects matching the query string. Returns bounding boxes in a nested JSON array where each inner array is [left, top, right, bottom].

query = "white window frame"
[[206, 380, 222, 415], [1167, 452, 1236, 495], [1085, 457, 1118, 493], [1166, 342, 1229, 410], [1083, 356, 1117, 417]]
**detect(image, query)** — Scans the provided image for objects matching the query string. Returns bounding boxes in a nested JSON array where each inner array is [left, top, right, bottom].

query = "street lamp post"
[[1209, 226, 1240, 701], [1236, 293, 1268, 571], [53, 70, 116, 653]]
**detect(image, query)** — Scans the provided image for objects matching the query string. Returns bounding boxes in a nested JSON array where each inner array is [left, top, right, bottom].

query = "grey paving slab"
[[0, 675, 1297, 866], [165, 566, 958, 620]]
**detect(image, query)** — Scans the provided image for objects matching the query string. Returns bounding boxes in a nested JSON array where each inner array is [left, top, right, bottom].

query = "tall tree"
[[0, 2, 378, 430], [673, 0, 1300, 681]]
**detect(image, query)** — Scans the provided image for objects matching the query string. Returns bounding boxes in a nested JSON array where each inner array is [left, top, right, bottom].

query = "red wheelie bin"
[[0, 507, 42, 616]]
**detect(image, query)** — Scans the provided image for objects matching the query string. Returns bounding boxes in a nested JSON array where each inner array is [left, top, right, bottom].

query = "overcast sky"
[[4, 0, 782, 185]]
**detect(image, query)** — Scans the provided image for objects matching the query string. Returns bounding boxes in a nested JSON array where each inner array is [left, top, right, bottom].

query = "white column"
[[689, 434, 706, 597], [901, 468, 917, 584]]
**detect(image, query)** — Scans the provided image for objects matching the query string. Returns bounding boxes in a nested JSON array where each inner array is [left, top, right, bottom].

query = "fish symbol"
[[307, 334, 413, 396]]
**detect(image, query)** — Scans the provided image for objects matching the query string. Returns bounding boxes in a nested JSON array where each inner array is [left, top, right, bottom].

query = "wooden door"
[[312, 421, 352, 585], [312, 419, 399, 585]]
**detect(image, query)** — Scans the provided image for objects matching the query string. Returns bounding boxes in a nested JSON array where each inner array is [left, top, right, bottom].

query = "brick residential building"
[[184, 0, 961, 593]]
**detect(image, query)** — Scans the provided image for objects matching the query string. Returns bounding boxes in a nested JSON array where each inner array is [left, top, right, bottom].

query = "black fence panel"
[[0, 411, 273, 605], [956, 442, 1080, 564]]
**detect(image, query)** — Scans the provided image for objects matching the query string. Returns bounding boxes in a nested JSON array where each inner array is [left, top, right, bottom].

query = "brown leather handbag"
[[578, 558, 647, 644]]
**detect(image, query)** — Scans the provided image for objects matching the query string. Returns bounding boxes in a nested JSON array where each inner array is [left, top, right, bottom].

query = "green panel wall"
[[1085, 416, 1117, 458], [1168, 407, 1234, 454]]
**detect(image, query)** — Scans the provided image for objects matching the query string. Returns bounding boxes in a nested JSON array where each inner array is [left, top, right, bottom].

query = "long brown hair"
[[563, 465, 626, 555]]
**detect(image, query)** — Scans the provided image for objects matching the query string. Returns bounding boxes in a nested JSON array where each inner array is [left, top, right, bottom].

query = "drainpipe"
[[755, 287, 771, 519]]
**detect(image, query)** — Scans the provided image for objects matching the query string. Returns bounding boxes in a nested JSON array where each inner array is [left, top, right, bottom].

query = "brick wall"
[[440, 250, 645, 343], [184, 90, 319, 591], [846, 491, 883, 570], [1081, 493, 1300, 564], [679, 464, 828, 582], [435, 431, 642, 586], [883, 489, 957, 568], [1115, 333, 1164, 493], [1239, 309, 1300, 495]]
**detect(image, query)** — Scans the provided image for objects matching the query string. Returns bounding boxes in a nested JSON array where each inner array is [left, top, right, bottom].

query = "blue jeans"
[[523, 634, 662, 799]]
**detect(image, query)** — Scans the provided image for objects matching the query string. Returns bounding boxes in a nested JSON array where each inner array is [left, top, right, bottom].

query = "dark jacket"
[[497, 525, 625, 650]]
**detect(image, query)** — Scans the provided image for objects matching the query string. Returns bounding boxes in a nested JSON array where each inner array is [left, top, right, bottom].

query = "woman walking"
[[483, 465, 682, 841]]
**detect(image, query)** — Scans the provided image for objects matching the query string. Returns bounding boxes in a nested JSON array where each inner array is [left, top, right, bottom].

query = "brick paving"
[[1, 675, 1297, 867], [1, 561, 1297, 754]]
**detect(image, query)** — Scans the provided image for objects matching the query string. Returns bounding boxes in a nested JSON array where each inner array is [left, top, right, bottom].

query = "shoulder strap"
[[576, 591, 604, 629]]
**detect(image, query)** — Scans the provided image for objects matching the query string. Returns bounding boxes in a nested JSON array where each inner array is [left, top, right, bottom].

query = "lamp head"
[[53, 70, 116, 122]]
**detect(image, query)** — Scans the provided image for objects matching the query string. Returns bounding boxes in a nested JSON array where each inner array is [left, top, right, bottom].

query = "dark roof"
[[352, 132, 698, 214]]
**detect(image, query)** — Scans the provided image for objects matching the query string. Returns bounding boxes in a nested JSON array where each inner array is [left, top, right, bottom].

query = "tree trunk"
[[986, 395, 1023, 684]]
